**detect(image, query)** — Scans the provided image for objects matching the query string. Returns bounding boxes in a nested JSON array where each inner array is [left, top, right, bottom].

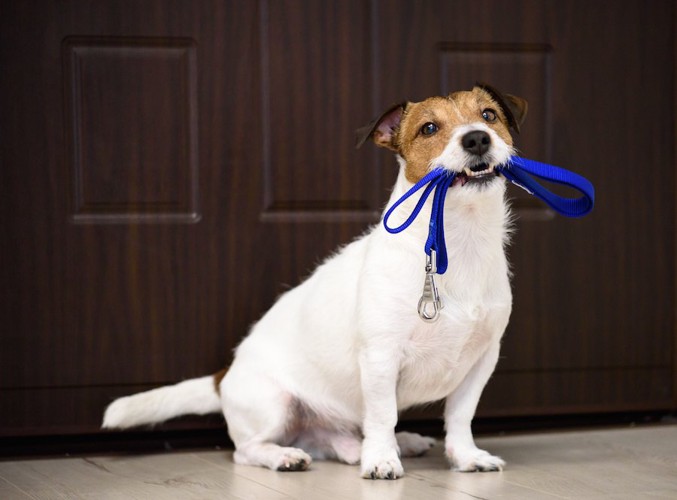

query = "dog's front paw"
[[361, 458, 404, 480], [447, 446, 505, 472], [360, 442, 404, 480]]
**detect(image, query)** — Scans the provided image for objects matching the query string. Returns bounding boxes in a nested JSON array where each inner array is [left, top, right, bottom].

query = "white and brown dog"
[[103, 84, 528, 479]]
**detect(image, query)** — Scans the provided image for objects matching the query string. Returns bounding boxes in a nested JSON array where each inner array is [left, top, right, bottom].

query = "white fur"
[[432, 122, 515, 174], [103, 120, 513, 478], [102, 376, 221, 429]]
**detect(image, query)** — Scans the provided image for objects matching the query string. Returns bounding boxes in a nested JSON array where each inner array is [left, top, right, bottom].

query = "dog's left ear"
[[355, 102, 407, 151], [476, 82, 528, 134]]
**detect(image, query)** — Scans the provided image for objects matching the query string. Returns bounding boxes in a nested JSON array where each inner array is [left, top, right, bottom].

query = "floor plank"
[[0, 475, 35, 500], [404, 448, 564, 499], [199, 450, 474, 500], [0, 425, 675, 500], [479, 426, 677, 499], [0, 453, 291, 500]]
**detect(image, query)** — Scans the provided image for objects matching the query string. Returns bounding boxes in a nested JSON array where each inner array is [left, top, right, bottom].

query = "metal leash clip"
[[418, 250, 443, 322]]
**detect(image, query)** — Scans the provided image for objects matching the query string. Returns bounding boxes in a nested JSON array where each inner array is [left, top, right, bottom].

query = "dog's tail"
[[102, 370, 226, 430]]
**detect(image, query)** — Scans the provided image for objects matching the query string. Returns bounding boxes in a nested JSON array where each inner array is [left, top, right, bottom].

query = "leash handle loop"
[[499, 157, 595, 218]]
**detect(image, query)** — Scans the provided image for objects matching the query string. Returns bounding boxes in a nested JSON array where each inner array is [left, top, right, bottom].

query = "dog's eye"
[[420, 122, 438, 136], [482, 109, 497, 123]]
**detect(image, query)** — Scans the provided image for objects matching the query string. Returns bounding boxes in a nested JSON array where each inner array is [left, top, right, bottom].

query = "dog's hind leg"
[[290, 430, 434, 465], [396, 431, 436, 457], [234, 442, 312, 471], [220, 368, 312, 472], [293, 428, 362, 465], [328, 432, 362, 464]]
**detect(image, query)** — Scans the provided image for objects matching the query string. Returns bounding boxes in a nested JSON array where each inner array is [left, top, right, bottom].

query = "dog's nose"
[[461, 130, 491, 156]]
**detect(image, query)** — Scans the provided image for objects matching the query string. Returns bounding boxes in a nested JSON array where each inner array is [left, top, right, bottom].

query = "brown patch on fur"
[[397, 96, 456, 182], [476, 82, 528, 133], [213, 366, 229, 395], [397, 89, 516, 183], [356, 85, 526, 184]]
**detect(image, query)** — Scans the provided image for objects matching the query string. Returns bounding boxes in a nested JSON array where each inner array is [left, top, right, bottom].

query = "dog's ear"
[[355, 102, 407, 151], [476, 82, 528, 134]]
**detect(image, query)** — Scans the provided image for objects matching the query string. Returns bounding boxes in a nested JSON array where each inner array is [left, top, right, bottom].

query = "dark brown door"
[[1, 0, 674, 437]]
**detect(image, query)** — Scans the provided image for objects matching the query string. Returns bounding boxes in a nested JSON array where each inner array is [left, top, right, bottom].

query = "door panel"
[[62, 36, 199, 223], [262, 0, 378, 218], [1, 0, 674, 436]]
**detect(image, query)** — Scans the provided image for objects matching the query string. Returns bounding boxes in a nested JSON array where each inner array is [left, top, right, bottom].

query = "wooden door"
[[371, 0, 675, 416], [1, 0, 382, 436], [1, 0, 674, 437]]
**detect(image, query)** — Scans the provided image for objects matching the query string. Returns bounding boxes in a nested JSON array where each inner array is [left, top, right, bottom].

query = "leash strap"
[[383, 155, 594, 322], [383, 156, 595, 274], [497, 157, 595, 217], [383, 169, 456, 274]]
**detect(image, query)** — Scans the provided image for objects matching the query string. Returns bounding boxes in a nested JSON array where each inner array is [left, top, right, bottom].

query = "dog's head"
[[356, 83, 528, 186]]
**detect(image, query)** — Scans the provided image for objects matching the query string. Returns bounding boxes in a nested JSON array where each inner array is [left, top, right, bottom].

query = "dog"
[[103, 83, 528, 479]]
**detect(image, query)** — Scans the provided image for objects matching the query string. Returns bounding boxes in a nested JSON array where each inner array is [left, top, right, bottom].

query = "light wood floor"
[[1, 425, 675, 499]]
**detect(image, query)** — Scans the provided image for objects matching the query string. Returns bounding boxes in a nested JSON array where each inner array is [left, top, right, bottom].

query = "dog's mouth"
[[453, 164, 499, 187]]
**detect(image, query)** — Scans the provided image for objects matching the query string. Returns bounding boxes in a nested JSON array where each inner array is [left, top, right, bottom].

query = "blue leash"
[[499, 156, 595, 218], [383, 156, 595, 321], [383, 169, 457, 274]]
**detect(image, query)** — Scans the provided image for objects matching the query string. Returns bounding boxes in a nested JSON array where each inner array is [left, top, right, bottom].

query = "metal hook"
[[418, 251, 443, 322]]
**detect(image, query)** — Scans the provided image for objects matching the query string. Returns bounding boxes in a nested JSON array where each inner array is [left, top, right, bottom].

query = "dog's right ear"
[[355, 102, 407, 151]]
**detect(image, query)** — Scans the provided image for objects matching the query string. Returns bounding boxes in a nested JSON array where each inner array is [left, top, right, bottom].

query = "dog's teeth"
[[462, 166, 494, 179]]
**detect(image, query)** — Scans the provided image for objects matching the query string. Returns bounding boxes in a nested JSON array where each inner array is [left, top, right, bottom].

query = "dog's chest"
[[370, 182, 511, 408], [395, 300, 501, 408]]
